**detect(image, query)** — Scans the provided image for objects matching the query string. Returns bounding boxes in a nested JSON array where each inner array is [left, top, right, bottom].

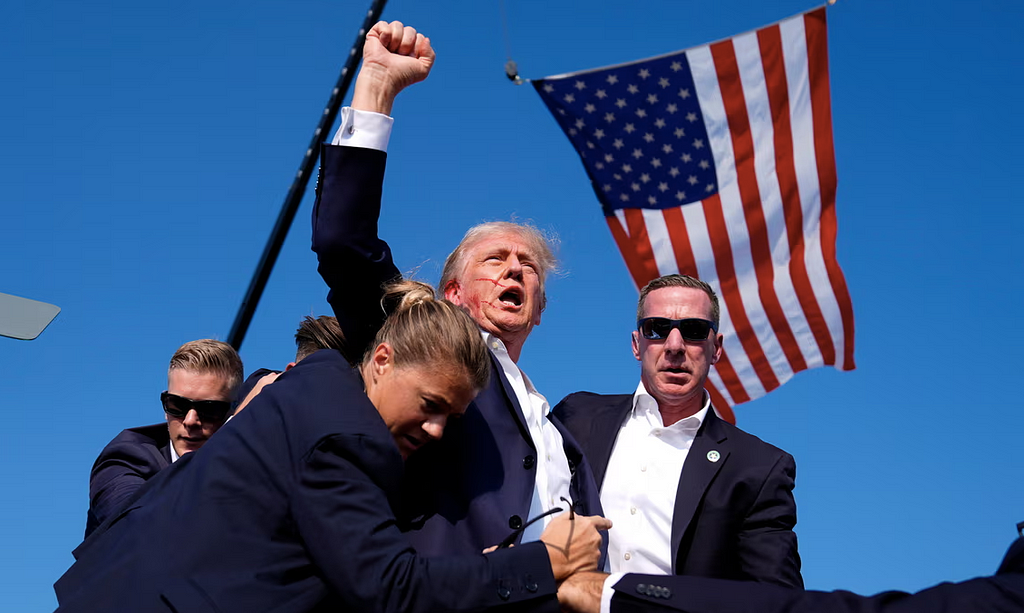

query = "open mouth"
[[498, 287, 523, 308]]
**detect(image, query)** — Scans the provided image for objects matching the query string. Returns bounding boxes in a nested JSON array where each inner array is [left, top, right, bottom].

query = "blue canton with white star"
[[534, 52, 717, 216]]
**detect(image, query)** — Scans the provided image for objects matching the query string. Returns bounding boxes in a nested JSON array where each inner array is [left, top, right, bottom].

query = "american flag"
[[533, 7, 854, 421]]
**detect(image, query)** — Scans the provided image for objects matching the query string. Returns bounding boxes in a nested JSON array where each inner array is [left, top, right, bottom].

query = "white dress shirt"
[[601, 381, 709, 573], [330, 110, 574, 541], [484, 332, 573, 542]]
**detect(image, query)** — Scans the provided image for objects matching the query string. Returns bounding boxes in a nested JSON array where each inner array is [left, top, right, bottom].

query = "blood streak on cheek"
[[474, 277, 513, 290]]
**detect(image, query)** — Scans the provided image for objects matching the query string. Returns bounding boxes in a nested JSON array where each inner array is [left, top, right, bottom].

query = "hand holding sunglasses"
[[637, 317, 718, 341], [160, 391, 232, 423]]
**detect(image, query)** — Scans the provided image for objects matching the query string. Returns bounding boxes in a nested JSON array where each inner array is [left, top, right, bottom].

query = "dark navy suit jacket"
[[85, 423, 172, 538], [311, 144, 604, 556], [554, 392, 801, 587], [55, 350, 559, 613], [611, 536, 1024, 613]]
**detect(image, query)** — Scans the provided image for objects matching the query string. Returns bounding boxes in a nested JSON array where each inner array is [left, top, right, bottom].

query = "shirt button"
[[348, 125, 356, 134], [640, 464, 647, 472], [653, 430, 662, 437], [630, 506, 637, 515], [624, 552, 632, 561]]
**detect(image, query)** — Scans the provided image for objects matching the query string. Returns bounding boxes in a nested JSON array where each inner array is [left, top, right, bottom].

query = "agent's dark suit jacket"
[[55, 350, 560, 613], [610, 536, 1024, 613], [311, 143, 604, 556], [553, 392, 801, 587], [85, 422, 172, 538]]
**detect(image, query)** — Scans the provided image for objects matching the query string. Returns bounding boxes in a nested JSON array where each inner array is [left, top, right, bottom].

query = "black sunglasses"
[[160, 391, 231, 423], [637, 317, 718, 341]]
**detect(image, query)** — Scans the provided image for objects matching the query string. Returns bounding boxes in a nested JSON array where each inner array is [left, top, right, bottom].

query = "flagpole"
[[226, 0, 389, 350]]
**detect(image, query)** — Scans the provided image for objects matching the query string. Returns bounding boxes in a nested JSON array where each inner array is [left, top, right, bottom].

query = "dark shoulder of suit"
[[85, 423, 172, 536], [92, 423, 172, 469], [552, 391, 632, 443]]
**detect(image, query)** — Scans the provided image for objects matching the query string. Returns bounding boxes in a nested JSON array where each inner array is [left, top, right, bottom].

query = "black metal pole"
[[227, 0, 389, 350]]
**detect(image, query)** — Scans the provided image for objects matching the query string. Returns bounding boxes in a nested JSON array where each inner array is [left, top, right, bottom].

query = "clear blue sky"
[[3, 1, 1022, 609]]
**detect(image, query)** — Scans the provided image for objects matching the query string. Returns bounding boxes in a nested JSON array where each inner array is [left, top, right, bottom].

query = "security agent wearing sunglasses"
[[84, 339, 242, 537], [553, 274, 802, 587]]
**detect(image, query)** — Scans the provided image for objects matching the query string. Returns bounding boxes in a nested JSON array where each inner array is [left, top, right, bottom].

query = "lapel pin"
[[707, 450, 720, 463]]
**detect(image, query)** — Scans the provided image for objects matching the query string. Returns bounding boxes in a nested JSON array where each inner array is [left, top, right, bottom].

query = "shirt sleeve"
[[332, 107, 394, 151], [601, 573, 626, 613]]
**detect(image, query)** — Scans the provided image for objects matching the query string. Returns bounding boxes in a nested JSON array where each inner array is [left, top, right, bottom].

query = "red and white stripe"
[[606, 8, 855, 421]]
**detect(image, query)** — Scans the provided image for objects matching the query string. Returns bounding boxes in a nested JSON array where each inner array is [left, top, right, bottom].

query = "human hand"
[[233, 371, 280, 415], [557, 571, 607, 613], [540, 512, 612, 582], [351, 20, 435, 115]]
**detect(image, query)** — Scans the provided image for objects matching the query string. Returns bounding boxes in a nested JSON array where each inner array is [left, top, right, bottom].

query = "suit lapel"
[[489, 353, 535, 450], [670, 409, 729, 572]]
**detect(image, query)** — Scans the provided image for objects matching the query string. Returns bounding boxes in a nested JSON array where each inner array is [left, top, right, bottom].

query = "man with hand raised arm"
[[311, 20, 605, 558]]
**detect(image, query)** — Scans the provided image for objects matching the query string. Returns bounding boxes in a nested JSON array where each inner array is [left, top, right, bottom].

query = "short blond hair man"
[[85, 339, 242, 537]]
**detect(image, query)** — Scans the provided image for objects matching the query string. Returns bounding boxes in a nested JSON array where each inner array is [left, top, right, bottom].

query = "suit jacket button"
[[508, 515, 523, 530], [523, 455, 535, 469], [526, 582, 538, 593], [497, 587, 511, 600], [636, 584, 648, 595]]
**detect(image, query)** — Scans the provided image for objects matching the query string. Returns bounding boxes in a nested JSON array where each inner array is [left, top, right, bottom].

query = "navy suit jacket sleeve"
[[87, 424, 170, 537], [610, 537, 1024, 613], [293, 431, 558, 613], [311, 143, 400, 363]]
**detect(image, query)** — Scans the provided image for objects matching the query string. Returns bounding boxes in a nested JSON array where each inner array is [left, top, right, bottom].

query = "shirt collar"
[[482, 331, 538, 390], [631, 381, 710, 430], [482, 331, 508, 360]]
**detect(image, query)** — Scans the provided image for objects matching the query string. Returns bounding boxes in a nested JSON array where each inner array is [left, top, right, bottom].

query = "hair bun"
[[383, 279, 437, 313]]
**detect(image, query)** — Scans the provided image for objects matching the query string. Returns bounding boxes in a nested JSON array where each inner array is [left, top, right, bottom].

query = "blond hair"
[[366, 280, 490, 391], [168, 339, 244, 393]]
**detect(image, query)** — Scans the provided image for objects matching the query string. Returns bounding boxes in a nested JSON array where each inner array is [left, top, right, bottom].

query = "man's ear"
[[443, 280, 462, 305], [284, 362, 297, 372], [631, 331, 642, 362], [710, 333, 724, 365]]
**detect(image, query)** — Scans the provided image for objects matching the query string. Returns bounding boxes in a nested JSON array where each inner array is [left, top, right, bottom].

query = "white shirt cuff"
[[601, 573, 626, 613], [331, 107, 393, 151]]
